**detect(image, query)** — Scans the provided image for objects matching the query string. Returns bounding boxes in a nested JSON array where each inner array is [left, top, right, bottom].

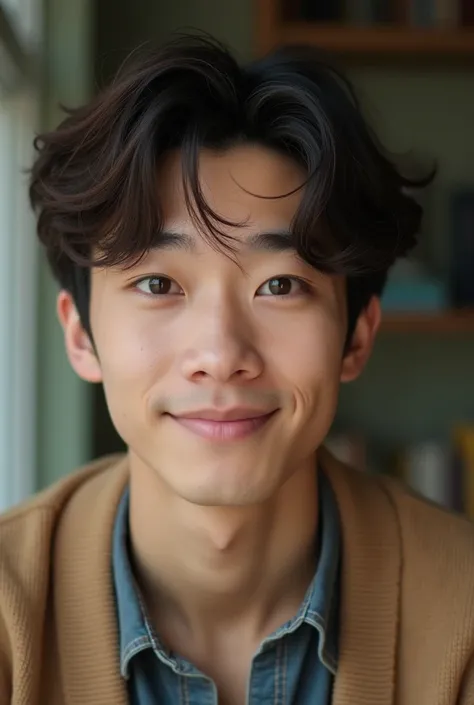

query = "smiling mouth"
[[166, 410, 278, 441]]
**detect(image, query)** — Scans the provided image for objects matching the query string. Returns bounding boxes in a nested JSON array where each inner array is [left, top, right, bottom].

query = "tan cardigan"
[[0, 450, 474, 705]]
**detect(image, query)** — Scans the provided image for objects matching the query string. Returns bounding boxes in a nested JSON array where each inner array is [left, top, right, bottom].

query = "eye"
[[256, 276, 309, 297], [135, 276, 183, 296]]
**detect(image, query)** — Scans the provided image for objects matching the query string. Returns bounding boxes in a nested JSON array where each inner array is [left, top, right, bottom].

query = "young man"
[[0, 34, 473, 705]]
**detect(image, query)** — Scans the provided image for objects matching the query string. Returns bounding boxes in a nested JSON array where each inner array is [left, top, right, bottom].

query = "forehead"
[[157, 144, 306, 237]]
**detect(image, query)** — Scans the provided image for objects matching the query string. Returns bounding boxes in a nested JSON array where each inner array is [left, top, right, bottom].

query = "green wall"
[[37, 0, 94, 489], [96, 0, 254, 81]]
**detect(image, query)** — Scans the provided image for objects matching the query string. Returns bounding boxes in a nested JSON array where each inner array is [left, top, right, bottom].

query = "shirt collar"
[[303, 467, 340, 673], [112, 466, 340, 678], [112, 487, 155, 677]]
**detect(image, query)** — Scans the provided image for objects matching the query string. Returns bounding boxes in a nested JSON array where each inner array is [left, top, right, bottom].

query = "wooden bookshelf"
[[256, 0, 474, 59], [380, 310, 474, 333], [276, 25, 474, 58]]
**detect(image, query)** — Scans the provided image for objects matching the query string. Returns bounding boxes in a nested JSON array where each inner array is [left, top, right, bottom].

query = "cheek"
[[263, 307, 344, 384], [262, 309, 344, 429], [94, 314, 174, 433]]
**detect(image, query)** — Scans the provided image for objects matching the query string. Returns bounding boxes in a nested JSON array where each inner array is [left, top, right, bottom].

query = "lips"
[[167, 408, 277, 441]]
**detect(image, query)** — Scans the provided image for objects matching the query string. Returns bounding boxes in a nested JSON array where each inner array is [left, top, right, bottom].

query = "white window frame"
[[0, 0, 40, 510]]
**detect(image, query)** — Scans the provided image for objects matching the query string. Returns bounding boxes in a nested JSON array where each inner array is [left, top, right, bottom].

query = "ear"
[[340, 295, 381, 383], [57, 290, 102, 383]]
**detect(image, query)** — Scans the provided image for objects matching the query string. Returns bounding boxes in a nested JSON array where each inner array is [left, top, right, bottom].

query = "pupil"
[[149, 278, 170, 295], [269, 278, 291, 295]]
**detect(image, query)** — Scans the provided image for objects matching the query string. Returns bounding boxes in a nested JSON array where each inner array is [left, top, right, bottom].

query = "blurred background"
[[1, 0, 474, 513]]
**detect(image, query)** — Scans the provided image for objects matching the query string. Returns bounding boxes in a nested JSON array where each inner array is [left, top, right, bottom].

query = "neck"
[[128, 454, 319, 646]]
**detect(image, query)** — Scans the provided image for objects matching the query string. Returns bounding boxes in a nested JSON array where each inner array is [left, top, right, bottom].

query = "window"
[[0, 0, 40, 509]]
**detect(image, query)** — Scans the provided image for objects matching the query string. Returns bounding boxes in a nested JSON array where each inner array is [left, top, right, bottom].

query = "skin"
[[58, 144, 380, 704]]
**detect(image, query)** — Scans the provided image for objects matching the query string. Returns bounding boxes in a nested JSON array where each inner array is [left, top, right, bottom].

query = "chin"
[[173, 486, 270, 507], [163, 463, 281, 507], [135, 436, 299, 506]]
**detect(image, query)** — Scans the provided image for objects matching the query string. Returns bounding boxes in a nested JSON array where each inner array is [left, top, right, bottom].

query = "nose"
[[179, 298, 264, 384]]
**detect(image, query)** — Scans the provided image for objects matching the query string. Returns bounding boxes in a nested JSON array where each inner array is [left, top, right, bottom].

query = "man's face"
[[60, 144, 379, 506]]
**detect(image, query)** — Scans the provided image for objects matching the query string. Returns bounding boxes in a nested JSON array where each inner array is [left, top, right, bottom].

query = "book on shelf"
[[297, 0, 473, 27], [381, 259, 448, 313], [409, 0, 459, 27], [301, 0, 342, 22], [393, 430, 474, 517], [461, 0, 474, 25], [345, 0, 374, 25], [450, 190, 474, 309], [453, 425, 474, 519], [396, 440, 460, 510]]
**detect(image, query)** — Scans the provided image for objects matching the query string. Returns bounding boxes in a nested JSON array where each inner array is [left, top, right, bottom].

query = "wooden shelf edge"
[[380, 310, 474, 333], [276, 24, 474, 56]]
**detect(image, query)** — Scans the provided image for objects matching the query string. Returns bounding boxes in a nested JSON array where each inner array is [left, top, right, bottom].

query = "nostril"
[[191, 370, 211, 382]]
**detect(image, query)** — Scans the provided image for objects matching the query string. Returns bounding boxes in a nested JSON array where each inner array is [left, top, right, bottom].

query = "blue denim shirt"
[[112, 469, 340, 705]]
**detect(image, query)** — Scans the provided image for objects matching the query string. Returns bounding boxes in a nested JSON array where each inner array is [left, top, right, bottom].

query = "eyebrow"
[[151, 230, 296, 253]]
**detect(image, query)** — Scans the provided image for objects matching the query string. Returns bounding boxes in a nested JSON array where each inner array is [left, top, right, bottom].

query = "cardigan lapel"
[[321, 448, 401, 705], [53, 455, 130, 705]]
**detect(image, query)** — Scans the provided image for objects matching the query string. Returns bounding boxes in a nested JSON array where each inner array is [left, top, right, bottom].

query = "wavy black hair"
[[29, 33, 434, 344]]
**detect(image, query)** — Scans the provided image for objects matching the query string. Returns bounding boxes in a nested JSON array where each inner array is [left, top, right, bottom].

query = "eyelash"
[[131, 275, 314, 298]]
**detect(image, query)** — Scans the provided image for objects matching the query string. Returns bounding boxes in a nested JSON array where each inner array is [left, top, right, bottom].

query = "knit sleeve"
[[0, 509, 52, 704]]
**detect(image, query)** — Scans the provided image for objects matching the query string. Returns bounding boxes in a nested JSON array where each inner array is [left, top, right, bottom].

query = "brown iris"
[[148, 277, 172, 295], [268, 278, 292, 295]]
